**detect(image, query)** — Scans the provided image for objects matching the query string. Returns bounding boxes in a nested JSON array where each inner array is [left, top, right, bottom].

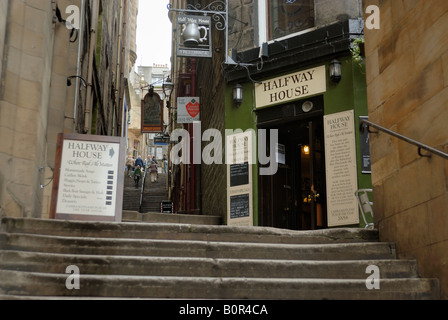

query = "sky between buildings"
[[136, 0, 172, 68]]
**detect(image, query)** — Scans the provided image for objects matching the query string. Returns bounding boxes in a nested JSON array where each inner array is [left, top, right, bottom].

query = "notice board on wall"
[[50, 133, 126, 222], [324, 110, 359, 227], [226, 131, 253, 227]]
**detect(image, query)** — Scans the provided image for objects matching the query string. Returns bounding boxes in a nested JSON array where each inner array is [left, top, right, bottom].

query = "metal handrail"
[[360, 119, 448, 160], [139, 167, 147, 213]]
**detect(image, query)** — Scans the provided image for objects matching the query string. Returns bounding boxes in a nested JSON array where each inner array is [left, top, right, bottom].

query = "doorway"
[[258, 102, 326, 230]]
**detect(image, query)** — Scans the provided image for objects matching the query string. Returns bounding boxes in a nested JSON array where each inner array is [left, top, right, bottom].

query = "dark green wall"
[[225, 57, 372, 227]]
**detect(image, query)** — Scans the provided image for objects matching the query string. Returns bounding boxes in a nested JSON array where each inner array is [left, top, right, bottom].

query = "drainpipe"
[[73, 0, 85, 125], [84, 0, 100, 134]]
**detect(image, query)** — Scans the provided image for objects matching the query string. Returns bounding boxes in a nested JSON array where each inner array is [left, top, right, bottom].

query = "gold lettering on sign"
[[255, 65, 326, 109]]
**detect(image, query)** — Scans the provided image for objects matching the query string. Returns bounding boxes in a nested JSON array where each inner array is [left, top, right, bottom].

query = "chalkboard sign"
[[161, 201, 174, 213], [230, 194, 250, 219], [230, 163, 249, 187], [359, 116, 371, 174]]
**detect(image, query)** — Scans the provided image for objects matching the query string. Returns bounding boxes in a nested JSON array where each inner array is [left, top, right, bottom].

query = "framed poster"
[[50, 133, 126, 222], [142, 92, 163, 133]]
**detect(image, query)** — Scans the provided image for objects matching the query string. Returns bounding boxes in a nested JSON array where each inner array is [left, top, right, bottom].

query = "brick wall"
[[364, 0, 448, 299]]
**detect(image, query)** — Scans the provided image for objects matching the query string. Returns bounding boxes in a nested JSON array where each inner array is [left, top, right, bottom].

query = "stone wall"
[[0, 0, 138, 219], [0, 0, 60, 218], [196, 27, 227, 219], [364, 0, 448, 299]]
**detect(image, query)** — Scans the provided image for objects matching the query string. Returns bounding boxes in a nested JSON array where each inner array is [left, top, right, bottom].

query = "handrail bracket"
[[418, 147, 432, 158]]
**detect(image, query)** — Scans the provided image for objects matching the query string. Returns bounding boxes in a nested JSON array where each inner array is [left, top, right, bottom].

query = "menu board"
[[50, 134, 125, 222], [226, 131, 253, 227], [161, 201, 174, 214], [324, 110, 359, 227], [230, 163, 249, 187], [230, 194, 250, 219]]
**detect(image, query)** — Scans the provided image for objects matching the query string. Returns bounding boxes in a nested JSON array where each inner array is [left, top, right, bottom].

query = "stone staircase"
[[122, 170, 169, 213], [0, 217, 440, 300]]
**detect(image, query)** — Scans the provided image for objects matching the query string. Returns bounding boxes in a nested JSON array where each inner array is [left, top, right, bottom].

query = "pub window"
[[258, 0, 315, 43]]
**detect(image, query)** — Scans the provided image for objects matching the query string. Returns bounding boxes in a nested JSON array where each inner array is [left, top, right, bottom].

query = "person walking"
[[149, 160, 158, 183], [134, 155, 144, 170], [126, 156, 134, 177], [163, 154, 168, 174], [133, 165, 142, 188]]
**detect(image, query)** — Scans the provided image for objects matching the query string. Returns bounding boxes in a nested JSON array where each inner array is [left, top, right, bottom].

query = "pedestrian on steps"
[[149, 160, 158, 183], [133, 165, 142, 188], [134, 155, 144, 172]]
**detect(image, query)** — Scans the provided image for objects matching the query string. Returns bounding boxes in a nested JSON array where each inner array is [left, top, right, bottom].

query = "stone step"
[[1, 217, 378, 244], [0, 233, 396, 260], [0, 218, 440, 300], [122, 211, 223, 225], [0, 250, 420, 279], [0, 270, 439, 300]]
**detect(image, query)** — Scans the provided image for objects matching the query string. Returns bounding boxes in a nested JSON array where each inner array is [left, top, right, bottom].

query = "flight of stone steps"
[[122, 170, 169, 213], [0, 217, 440, 300]]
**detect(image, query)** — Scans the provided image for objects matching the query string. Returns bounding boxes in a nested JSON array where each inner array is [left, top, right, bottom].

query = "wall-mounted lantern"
[[162, 76, 175, 109], [329, 59, 342, 83], [233, 83, 243, 106]]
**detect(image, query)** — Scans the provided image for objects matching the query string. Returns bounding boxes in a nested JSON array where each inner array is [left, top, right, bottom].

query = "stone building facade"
[[364, 0, 448, 299], [0, 0, 138, 219]]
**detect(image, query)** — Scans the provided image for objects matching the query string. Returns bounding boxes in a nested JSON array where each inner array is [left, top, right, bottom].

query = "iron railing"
[[360, 119, 448, 160], [139, 168, 147, 213]]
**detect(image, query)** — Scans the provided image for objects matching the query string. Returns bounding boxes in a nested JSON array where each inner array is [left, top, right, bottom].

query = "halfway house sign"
[[50, 133, 126, 222], [255, 65, 326, 109]]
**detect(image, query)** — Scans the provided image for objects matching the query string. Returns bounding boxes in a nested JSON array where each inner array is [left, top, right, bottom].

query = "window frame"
[[257, 0, 316, 46]]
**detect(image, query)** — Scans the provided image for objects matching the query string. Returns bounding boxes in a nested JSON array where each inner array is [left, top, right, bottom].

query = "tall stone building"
[[363, 0, 448, 299], [0, 0, 138, 219]]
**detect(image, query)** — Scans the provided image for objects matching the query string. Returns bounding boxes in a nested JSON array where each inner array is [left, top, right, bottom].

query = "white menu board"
[[51, 134, 125, 222], [324, 110, 359, 227]]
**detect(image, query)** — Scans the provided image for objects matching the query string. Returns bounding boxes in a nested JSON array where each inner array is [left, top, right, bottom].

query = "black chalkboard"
[[359, 116, 371, 173], [230, 194, 250, 219], [161, 201, 173, 213], [230, 163, 249, 187]]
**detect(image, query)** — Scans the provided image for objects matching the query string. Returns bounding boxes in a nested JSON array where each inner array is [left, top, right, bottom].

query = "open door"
[[301, 119, 326, 230], [259, 117, 326, 230]]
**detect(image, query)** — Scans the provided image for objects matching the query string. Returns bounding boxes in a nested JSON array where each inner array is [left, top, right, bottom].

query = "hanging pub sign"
[[177, 15, 212, 58], [177, 97, 200, 123], [142, 91, 163, 133], [50, 133, 126, 222]]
